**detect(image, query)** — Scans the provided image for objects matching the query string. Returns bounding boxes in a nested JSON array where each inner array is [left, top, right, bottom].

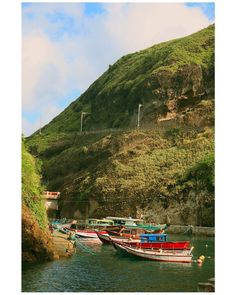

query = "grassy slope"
[[38, 24, 214, 134]]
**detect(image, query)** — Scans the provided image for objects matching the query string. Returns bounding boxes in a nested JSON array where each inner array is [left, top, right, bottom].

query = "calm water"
[[22, 234, 214, 292]]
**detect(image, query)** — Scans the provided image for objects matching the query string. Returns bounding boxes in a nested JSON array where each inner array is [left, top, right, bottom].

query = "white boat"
[[75, 231, 102, 238], [113, 242, 194, 263]]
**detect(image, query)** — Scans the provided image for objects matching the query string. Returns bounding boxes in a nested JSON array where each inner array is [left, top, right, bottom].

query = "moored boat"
[[105, 216, 144, 226], [99, 232, 190, 250], [133, 234, 191, 250], [75, 230, 107, 238], [96, 231, 135, 244], [105, 223, 169, 239], [64, 218, 114, 238], [113, 242, 193, 263]]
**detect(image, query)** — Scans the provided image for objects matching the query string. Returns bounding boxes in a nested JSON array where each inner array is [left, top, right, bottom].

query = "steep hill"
[[39, 24, 214, 134], [27, 25, 215, 226]]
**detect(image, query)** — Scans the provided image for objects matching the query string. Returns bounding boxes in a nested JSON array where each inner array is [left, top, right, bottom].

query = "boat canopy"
[[105, 216, 144, 226], [87, 219, 114, 225], [140, 234, 168, 242], [121, 224, 165, 231]]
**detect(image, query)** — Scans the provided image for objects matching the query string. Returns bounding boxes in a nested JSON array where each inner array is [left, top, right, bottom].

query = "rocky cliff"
[[22, 204, 55, 262]]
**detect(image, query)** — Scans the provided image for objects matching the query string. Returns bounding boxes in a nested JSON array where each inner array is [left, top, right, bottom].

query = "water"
[[22, 234, 214, 292]]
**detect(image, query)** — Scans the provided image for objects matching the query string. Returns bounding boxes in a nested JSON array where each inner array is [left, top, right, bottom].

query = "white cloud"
[[104, 3, 210, 52], [22, 32, 67, 111], [22, 3, 212, 136]]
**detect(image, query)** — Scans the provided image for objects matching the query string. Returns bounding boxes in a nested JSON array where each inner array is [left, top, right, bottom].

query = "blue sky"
[[186, 2, 215, 20], [22, 2, 215, 136]]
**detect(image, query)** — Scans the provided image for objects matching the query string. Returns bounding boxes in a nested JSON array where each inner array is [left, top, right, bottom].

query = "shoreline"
[[51, 231, 76, 259]]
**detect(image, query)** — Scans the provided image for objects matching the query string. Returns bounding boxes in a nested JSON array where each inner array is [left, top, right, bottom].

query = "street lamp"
[[80, 111, 88, 132], [137, 104, 143, 128], [39, 116, 42, 135]]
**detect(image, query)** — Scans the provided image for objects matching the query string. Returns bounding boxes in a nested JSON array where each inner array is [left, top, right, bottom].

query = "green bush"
[[22, 140, 48, 229]]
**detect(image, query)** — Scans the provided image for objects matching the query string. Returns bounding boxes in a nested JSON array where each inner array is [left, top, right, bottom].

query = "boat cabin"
[[68, 219, 114, 231], [105, 216, 143, 226], [140, 234, 168, 243], [87, 219, 114, 226]]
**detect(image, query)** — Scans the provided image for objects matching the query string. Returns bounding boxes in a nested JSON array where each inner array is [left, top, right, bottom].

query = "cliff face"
[[22, 140, 54, 262], [27, 25, 214, 226], [22, 204, 55, 262], [27, 128, 214, 226]]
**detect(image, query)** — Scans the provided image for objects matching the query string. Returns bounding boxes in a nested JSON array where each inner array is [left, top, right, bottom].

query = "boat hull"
[[97, 232, 133, 245], [96, 232, 111, 244], [113, 243, 193, 263], [111, 236, 190, 250], [64, 227, 107, 238], [126, 241, 190, 250]]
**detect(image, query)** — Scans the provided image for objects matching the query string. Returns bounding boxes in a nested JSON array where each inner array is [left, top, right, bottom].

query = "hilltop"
[[38, 24, 214, 134], [27, 25, 215, 226]]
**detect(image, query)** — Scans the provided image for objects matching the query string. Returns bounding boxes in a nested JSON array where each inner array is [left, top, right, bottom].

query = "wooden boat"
[[113, 242, 193, 263], [98, 232, 190, 250], [64, 218, 113, 238], [96, 232, 133, 245], [133, 234, 191, 250], [106, 226, 146, 239], [105, 223, 169, 239], [75, 230, 107, 238], [105, 216, 144, 226]]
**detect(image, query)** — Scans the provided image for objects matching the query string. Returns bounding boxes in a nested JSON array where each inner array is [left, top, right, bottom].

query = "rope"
[[75, 240, 96, 255]]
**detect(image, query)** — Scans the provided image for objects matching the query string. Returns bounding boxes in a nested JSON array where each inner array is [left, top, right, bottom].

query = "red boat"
[[97, 232, 190, 250]]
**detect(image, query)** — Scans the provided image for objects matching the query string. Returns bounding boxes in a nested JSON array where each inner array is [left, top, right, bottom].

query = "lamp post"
[[80, 111, 87, 132], [39, 116, 42, 135], [137, 104, 143, 128]]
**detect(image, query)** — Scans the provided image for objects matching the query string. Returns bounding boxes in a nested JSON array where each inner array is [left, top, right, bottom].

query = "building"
[[44, 191, 61, 218]]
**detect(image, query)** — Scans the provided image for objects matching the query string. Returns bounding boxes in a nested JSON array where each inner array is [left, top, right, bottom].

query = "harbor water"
[[22, 234, 214, 292]]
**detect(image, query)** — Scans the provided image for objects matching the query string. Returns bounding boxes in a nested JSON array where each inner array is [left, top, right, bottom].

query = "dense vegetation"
[[27, 126, 214, 225], [22, 137, 48, 229], [22, 138, 54, 262], [26, 25, 215, 226]]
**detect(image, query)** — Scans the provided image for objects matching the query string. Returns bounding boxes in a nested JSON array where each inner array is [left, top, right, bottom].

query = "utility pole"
[[137, 104, 143, 128], [80, 111, 89, 132]]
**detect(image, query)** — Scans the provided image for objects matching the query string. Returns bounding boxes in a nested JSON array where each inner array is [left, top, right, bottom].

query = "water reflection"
[[22, 234, 214, 292]]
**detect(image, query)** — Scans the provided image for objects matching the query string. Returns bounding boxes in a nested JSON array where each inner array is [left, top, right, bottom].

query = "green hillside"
[[27, 25, 215, 226], [38, 24, 214, 134]]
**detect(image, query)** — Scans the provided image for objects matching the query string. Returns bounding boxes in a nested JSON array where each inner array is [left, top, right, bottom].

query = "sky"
[[22, 1, 215, 136]]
